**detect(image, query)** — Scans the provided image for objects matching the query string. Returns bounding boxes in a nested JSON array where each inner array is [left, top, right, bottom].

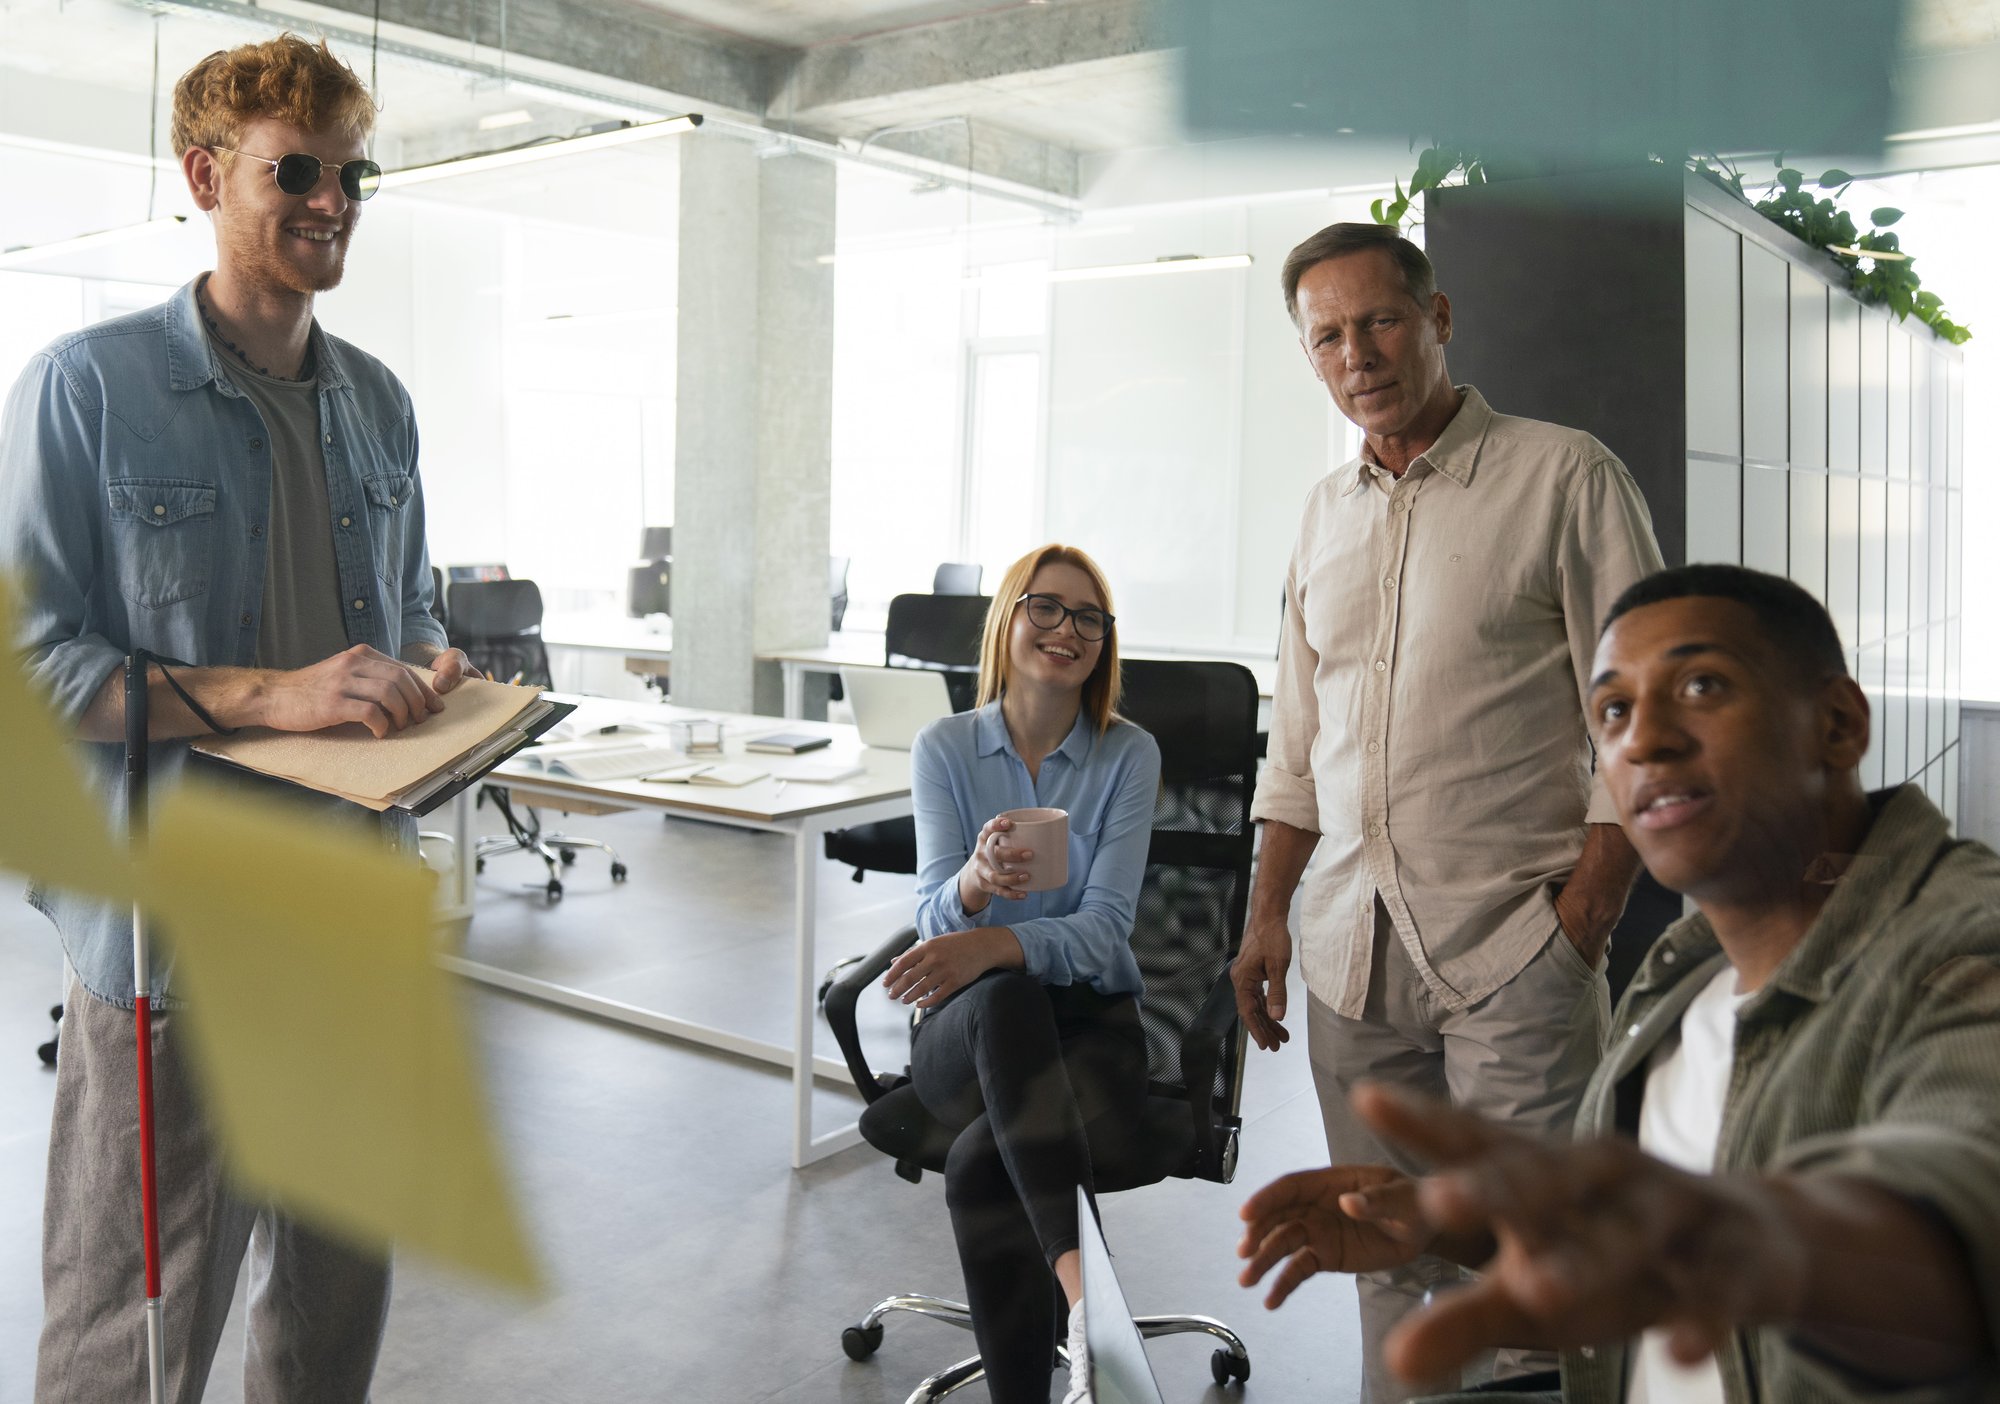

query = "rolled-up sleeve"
[[1006, 735, 1159, 988], [911, 729, 987, 938], [1558, 455, 1664, 826], [0, 354, 123, 726], [1250, 540, 1321, 833]]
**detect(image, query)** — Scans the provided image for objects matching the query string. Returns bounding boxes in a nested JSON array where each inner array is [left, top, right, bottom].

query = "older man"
[[0, 34, 474, 1402], [1238, 564, 1999, 1404], [1232, 221, 1663, 1399]]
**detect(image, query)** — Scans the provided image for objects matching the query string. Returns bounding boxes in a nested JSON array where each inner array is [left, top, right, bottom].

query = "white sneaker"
[[1059, 1299, 1089, 1404]]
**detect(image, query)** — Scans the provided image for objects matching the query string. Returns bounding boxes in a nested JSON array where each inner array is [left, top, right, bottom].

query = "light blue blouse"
[[911, 700, 1161, 997]]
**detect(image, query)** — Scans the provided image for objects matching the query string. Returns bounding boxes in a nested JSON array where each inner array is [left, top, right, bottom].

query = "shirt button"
[[1368, 823, 1383, 837], [339, 516, 352, 528], [352, 598, 367, 611], [389, 496, 398, 506], [1581, 1346, 1596, 1360], [250, 523, 264, 538], [1374, 659, 1387, 671], [1367, 740, 1380, 753], [1382, 576, 1396, 589], [1661, 949, 1677, 965], [1450, 554, 1462, 563], [248, 436, 263, 451], [152, 504, 166, 517], [239, 611, 252, 627], [1628, 1024, 1643, 1039], [1393, 499, 1409, 512], [324, 433, 334, 445]]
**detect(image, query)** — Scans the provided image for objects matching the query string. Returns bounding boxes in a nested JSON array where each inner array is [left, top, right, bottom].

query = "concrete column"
[[672, 133, 835, 715]]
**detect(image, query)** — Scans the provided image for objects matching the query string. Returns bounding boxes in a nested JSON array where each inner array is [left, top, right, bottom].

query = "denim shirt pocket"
[[106, 478, 218, 609], [361, 470, 413, 588]]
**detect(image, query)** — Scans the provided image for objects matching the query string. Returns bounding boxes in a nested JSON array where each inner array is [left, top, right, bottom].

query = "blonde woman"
[[883, 543, 1161, 1403]]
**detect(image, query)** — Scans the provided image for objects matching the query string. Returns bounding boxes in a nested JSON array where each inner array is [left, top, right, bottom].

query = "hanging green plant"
[[1381, 147, 1971, 344]]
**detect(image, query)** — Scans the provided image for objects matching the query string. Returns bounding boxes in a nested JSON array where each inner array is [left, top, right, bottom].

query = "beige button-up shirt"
[[1251, 386, 1663, 1016]]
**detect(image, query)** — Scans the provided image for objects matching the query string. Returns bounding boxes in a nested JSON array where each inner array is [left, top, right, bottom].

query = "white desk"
[[439, 699, 910, 1169], [760, 635, 1280, 720], [540, 612, 673, 662]]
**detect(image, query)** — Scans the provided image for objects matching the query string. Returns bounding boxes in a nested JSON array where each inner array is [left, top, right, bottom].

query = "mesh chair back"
[[884, 592, 988, 712], [931, 562, 983, 595], [447, 578, 552, 688], [1116, 660, 1259, 1101]]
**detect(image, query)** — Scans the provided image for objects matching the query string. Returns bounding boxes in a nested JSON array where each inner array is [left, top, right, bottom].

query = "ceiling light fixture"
[[378, 114, 703, 189], [965, 253, 1253, 286], [0, 215, 188, 272]]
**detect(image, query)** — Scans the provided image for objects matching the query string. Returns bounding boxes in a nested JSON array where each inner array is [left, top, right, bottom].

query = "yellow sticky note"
[[141, 781, 541, 1293], [0, 579, 135, 906]]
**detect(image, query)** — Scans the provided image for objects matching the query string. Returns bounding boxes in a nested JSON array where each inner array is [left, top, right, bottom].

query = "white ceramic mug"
[[998, 806, 1069, 892]]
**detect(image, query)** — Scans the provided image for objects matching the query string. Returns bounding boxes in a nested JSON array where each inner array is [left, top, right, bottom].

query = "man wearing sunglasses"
[[0, 33, 470, 1403]]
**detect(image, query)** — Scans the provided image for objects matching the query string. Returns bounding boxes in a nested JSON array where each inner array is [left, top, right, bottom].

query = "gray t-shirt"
[[219, 353, 352, 672]]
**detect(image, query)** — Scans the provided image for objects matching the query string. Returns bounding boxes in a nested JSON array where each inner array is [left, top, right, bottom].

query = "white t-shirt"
[[1624, 963, 1754, 1404]]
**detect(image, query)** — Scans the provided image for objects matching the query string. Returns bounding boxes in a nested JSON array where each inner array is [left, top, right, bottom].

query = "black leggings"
[[909, 969, 1148, 1404]]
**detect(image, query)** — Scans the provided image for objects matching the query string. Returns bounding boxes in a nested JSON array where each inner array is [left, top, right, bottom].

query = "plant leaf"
[[1818, 168, 1852, 187], [1871, 206, 1903, 227]]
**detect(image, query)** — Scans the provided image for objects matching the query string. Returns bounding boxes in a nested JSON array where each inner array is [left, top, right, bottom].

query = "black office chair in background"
[[822, 593, 990, 886], [824, 659, 1261, 1400], [447, 578, 627, 900], [930, 562, 982, 596]]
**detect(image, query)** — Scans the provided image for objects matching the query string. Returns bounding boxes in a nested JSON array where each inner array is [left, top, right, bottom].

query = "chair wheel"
[[1211, 1348, 1250, 1385], [49, 1004, 63, 1022], [558, 847, 577, 866], [545, 880, 563, 901], [841, 1323, 883, 1361], [610, 863, 628, 882], [37, 1037, 58, 1067]]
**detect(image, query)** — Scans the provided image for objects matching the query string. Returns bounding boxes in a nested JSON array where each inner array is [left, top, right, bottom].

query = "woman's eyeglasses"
[[1018, 593, 1114, 643], [210, 146, 382, 202]]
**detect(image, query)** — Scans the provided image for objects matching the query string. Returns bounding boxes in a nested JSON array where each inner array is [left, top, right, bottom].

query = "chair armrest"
[[824, 924, 921, 1104], [1178, 966, 1243, 1182]]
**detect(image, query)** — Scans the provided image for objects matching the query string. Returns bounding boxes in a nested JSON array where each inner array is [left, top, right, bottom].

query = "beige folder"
[[192, 674, 566, 814]]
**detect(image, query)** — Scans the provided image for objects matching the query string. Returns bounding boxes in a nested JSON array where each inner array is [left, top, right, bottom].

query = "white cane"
[[126, 653, 166, 1404]]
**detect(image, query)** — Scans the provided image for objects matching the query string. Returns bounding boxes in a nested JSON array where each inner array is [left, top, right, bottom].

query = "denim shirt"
[[0, 278, 447, 1006], [911, 701, 1161, 996]]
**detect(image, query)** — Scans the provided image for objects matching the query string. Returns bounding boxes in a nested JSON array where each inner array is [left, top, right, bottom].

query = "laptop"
[[1076, 1186, 1167, 1404], [839, 666, 954, 751]]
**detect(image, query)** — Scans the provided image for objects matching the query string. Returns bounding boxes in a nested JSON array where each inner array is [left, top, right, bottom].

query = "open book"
[[191, 674, 571, 817]]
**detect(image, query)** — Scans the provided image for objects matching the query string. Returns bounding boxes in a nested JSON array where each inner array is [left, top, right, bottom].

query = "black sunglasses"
[[1018, 593, 1114, 643], [211, 146, 382, 202]]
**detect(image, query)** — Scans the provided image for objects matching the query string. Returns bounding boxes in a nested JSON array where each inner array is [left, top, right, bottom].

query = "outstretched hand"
[[1237, 1163, 1432, 1308], [1350, 1084, 1804, 1385]]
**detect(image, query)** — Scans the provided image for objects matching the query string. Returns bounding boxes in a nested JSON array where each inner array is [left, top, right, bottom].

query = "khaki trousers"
[[1309, 899, 1610, 1404], [36, 979, 390, 1404]]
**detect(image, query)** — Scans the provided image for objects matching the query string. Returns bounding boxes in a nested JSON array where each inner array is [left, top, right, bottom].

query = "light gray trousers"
[[36, 980, 390, 1404], [1309, 899, 1610, 1404]]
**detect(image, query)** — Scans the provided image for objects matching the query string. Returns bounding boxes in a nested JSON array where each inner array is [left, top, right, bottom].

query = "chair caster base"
[[1211, 1345, 1251, 1385], [842, 1323, 883, 1361]]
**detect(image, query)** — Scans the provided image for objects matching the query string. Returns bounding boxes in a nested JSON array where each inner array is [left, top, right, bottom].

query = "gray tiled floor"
[[1, 804, 1360, 1403]]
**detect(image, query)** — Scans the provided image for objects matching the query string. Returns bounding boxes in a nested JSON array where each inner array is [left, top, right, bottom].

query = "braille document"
[[510, 738, 687, 782], [191, 674, 571, 817]]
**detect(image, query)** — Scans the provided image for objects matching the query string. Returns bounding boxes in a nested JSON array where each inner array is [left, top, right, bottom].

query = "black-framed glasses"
[[211, 146, 382, 202], [1018, 593, 1114, 643]]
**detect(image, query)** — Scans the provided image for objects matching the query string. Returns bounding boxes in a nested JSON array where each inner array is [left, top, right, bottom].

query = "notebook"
[[743, 732, 833, 755], [191, 675, 571, 817], [512, 739, 687, 782], [640, 762, 768, 787]]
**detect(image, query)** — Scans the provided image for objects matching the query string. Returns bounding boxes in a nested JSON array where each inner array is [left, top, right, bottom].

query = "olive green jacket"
[[1561, 785, 2000, 1404]]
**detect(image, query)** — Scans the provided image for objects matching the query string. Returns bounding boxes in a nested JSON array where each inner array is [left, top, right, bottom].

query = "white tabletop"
[[488, 696, 910, 824], [541, 612, 674, 658]]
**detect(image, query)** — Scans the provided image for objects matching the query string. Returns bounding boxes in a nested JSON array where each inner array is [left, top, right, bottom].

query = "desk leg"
[[782, 662, 805, 720], [440, 789, 475, 922], [792, 823, 865, 1168]]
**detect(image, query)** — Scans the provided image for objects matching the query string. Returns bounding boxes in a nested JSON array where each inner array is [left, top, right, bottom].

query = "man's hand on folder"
[[425, 647, 483, 695], [259, 645, 454, 739]]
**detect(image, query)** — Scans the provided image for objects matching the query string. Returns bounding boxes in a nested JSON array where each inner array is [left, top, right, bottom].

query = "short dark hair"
[[1280, 222, 1437, 328], [1600, 564, 1849, 690]]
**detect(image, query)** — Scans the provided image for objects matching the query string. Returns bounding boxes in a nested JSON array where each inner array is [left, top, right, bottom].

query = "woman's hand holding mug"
[[957, 815, 1036, 914]]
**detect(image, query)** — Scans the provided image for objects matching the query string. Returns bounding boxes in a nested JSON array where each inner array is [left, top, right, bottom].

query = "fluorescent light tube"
[[379, 115, 702, 189], [964, 253, 1253, 287], [0, 215, 188, 271]]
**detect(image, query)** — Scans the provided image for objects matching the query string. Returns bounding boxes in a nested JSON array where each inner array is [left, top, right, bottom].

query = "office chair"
[[930, 562, 982, 596], [823, 659, 1260, 1401], [822, 593, 990, 886], [446, 578, 627, 901]]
